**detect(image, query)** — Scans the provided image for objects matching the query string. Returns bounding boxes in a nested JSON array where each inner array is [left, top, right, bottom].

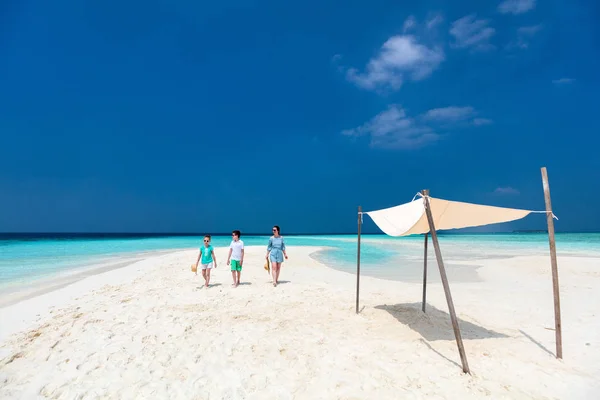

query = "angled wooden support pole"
[[356, 206, 362, 314], [422, 189, 430, 313], [423, 194, 470, 374], [541, 167, 562, 359]]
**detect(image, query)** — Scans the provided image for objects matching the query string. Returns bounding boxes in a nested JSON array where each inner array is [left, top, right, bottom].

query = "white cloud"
[[552, 78, 575, 85], [403, 16, 417, 33], [518, 25, 542, 35], [342, 105, 491, 149], [473, 118, 493, 126], [494, 187, 520, 195], [426, 14, 444, 30], [421, 106, 492, 126], [498, 0, 536, 15], [422, 106, 475, 122], [450, 15, 495, 51], [342, 105, 439, 149], [506, 39, 528, 50], [345, 35, 444, 92], [507, 24, 542, 50]]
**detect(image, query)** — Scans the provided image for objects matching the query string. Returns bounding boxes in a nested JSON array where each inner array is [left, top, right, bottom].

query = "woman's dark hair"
[[204, 235, 211, 240], [232, 230, 241, 238], [273, 225, 280, 234]]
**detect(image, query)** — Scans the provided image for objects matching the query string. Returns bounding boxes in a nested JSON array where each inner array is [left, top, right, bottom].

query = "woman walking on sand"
[[266, 225, 287, 287]]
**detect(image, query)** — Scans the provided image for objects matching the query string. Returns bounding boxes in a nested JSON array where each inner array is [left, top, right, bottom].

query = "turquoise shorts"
[[230, 260, 242, 272]]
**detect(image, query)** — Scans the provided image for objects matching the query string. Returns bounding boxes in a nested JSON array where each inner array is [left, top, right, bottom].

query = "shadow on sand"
[[519, 330, 555, 357], [262, 280, 291, 285], [418, 339, 462, 369], [375, 302, 508, 341], [196, 283, 223, 289]]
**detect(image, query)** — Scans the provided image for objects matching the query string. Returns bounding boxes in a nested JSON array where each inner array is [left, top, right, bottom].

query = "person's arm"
[[227, 247, 232, 265], [240, 244, 245, 265], [212, 249, 217, 268], [195, 250, 201, 267], [266, 237, 273, 259], [282, 238, 288, 259]]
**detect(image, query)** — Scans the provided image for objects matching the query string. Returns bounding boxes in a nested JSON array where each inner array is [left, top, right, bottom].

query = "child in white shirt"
[[227, 230, 244, 287]]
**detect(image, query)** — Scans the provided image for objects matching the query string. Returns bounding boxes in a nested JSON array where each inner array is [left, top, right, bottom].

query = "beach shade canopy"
[[364, 195, 550, 237], [355, 175, 563, 375]]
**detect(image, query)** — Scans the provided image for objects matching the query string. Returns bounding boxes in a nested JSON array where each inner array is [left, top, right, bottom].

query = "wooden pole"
[[541, 167, 562, 359], [423, 194, 470, 374], [422, 233, 428, 313], [356, 206, 362, 314], [422, 189, 429, 313]]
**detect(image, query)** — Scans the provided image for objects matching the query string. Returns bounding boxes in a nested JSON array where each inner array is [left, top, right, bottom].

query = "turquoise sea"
[[1, 233, 599, 292]]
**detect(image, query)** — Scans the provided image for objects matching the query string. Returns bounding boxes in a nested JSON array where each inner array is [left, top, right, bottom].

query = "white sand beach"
[[1, 246, 599, 399]]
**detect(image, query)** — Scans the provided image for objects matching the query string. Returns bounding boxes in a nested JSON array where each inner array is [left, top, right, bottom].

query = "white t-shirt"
[[230, 240, 244, 261]]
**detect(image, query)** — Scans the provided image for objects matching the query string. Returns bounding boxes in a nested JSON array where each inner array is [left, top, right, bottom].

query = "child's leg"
[[201, 268, 207, 283], [236, 271, 241, 285], [230, 260, 236, 286], [205, 268, 211, 286], [231, 260, 238, 286]]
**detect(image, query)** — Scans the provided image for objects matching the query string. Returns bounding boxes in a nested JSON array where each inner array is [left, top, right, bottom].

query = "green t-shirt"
[[200, 245, 214, 264]]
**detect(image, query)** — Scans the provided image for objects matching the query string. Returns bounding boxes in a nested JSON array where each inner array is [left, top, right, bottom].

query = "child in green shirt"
[[195, 235, 217, 287]]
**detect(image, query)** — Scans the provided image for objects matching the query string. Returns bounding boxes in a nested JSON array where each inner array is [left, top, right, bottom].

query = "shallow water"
[[1, 233, 599, 290]]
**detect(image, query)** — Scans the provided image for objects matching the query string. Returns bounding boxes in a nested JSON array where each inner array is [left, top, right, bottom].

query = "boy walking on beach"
[[194, 235, 217, 287], [227, 230, 244, 288]]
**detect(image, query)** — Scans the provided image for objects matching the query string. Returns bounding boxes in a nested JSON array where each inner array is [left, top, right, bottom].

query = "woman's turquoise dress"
[[267, 236, 286, 263]]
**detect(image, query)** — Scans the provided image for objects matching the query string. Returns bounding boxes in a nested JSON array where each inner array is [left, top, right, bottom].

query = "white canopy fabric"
[[365, 196, 535, 236]]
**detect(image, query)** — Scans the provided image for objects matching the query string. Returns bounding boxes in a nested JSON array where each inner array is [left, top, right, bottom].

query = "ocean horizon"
[[2, 230, 599, 237]]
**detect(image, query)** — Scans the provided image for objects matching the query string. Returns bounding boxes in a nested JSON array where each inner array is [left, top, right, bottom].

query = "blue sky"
[[1, 0, 599, 234]]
